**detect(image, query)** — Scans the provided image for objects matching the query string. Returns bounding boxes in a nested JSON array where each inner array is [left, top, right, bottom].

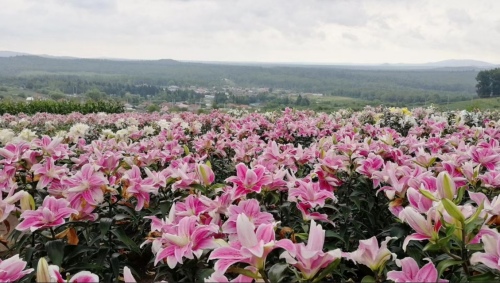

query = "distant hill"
[[0, 51, 31, 57], [422, 59, 497, 67]]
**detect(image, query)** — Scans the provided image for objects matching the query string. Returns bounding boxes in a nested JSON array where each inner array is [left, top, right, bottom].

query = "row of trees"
[[476, 68, 500, 97]]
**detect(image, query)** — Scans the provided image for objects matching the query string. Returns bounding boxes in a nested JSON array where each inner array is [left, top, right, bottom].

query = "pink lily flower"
[[479, 171, 500, 188], [470, 232, 500, 271], [387, 257, 448, 282], [0, 190, 30, 222], [469, 192, 500, 216], [31, 157, 68, 190], [344, 236, 396, 272], [399, 206, 441, 251], [315, 170, 342, 191], [356, 153, 384, 184], [123, 266, 137, 283], [373, 162, 411, 200], [121, 165, 157, 211], [205, 267, 257, 283], [0, 142, 30, 166], [280, 220, 342, 280], [64, 164, 109, 207], [155, 216, 219, 268], [17, 196, 78, 232], [226, 163, 272, 198], [0, 254, 34, 282], [407, 187, 433, 214], [296, 202, 334, 225], [470, 146, 500, 171], [288, 179, 336, 208], [0, 165, 16, 192], [221, 199, 274, 235], [32, 135, 70, 159], [175, 195, 209, 219], [209, 214, 295, 273]]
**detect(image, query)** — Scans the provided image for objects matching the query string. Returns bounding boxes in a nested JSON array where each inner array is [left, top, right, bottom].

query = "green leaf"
[[467, 243, 484, 251], [64, 245, 98, 260], [325, 231, 346, 243], [468, 272, 498, 282], [209, 183, 227, 190], [313, 258, 340, 282], [190, 184, 207, 194], [45, 240, 65, 266], [295, 233, 309, 241], [226, 267, 260, 279], [111, 228, 141, 254], [361, 275, 376, 282], [423, 243, 442, 252], [454, 186, 466, 204], [100, 218, 113, 238], [24, 246, 35, 264], [195, 268, 215, 282], [65, 263, 106, 272], [437, 259, 463, 277], [111, 253, 120, 282], [465, 200, 484, 225], [268, 263, 289, 283]]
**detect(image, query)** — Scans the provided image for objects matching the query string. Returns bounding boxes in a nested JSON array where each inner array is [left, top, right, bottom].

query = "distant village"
[[17, 82, 325, 112]]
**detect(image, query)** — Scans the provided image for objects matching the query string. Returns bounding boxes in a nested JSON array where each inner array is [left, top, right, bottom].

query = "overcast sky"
[[1, 0, 500, 64]]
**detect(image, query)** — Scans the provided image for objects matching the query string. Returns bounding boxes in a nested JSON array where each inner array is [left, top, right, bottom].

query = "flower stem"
[[50, 227, 56, 240], [259, 269, 271, 283]]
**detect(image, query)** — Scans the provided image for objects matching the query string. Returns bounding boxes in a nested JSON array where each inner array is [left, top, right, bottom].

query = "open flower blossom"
[[0, 190, 31, 222], [387, 257, 448, 282], [288, 179, 337, 208], [470, 231, 500, 271], [209, 214, 294, 274], [221, 199, 274, 235], [36, 258, 99, 283], [154, 216, 219, 268], [17, 196, 78, 232], [63, 163, 109, 207], [226, 163, 272, 198], [399, 206, 441, 251], [344, 236, 396, 272], [31, 157, 68, 190], [121, 165, 157, 211], [280, 220, 342, 280], [0, 254, 34, 282]]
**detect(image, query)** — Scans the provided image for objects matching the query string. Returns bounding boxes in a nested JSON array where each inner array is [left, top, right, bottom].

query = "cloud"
[[447, 9, 472, 26], [0, 0, 499, 64], [342, 33, 358, 41]]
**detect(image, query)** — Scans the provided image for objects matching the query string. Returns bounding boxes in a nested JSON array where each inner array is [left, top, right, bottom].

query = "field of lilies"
[[1, 106, 500, 282]]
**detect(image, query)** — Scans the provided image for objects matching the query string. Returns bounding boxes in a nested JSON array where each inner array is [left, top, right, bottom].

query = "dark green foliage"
[[0, 99, 124, 115], [476, 68, 500, 97]]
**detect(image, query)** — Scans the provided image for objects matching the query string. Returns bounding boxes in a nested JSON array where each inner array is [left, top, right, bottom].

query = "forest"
[[0, 55, 484, 105]]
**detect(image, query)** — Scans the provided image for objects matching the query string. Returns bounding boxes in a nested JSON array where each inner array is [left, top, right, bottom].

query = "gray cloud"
[[447, 9, 472, 25], [342, 33, 358, 41], [0, 0, 499, 63]]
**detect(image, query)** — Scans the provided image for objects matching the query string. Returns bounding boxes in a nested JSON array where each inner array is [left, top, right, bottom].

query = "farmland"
[[1, 106, 500, 282]]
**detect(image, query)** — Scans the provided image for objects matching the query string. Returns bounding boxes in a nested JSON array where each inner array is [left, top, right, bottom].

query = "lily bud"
[[36, 258, 51, 283], [441, 198, 465, 223], [437, 172, 456, 200], [195, 163, 215, 186], [20, 193, 35, 212]]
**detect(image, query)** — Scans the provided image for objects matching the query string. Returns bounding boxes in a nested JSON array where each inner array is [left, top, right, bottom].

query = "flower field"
[[1, 106, 500, 282]]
